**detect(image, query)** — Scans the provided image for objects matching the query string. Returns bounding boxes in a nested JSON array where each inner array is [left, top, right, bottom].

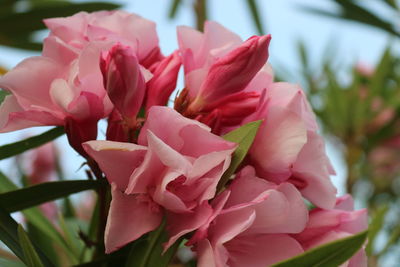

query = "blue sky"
[[0, 0, 393, 196]]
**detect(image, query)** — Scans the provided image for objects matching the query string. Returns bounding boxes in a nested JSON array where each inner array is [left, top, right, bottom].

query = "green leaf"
[[17, 225, 44, 267], [0, 180, 104, 213], [366, 205, 388, 255], [0, 90, 9, 104], [0, 205, 54, 266], [0, 171, 79, 264], [0, 258, 25, 267], [0, 127, 64, 160], [217, 120, 262, 192], [245, 0, 264, 35], [125, 221, 182, 267], [271, 230, 368, 267], [299, 1, 400, 37], [168, 0, 182, 19]]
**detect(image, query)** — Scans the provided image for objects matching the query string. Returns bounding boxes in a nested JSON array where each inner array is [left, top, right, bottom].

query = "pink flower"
[[293, 195, 368, 267], [244, 82, 337, 209], [187, 35, 271, 112], [175, 22, 271, 132], [0, 42, 113, 155], [0, 42, 111, 131], [101, 43, 147, 118], [191, 166, 308, 267], [145, 51, 181, 112], [83, 106, 236, 253], [43, 10, 160, 65]]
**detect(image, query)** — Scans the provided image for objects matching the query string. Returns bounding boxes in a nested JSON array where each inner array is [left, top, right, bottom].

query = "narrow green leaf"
[[168, 0, 182, 18], [366, 205, 388, 255], [271, 230, 368, 267], [0, 171, 17, 193], [245, 0, 264, 35], [380, 222, 400, 255], [0, 180, 104, 212], [17, 225, 44, 267], [0, 205, 54, 266], [0, 127, 64, 160], [217, 120, 262, 192], [299, 3, 400, 37], [0, 171, 79, 263]]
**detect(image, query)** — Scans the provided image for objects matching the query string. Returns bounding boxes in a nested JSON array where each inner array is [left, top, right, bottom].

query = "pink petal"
[[226, 234, 304, 267], [191, 35, 271, 110], [165, 201, 213, 250], [292, 131, 337, 209], [268, 82, 318, 131], [0, 95, 62, 132], [197, 239, 218, 267], [102, 44, 146, 117], [145, 51, 181, 111], [179, 124, 237, 158], [138, 106, 210, 149], [105, 184, 162, 253], [250, 105, 307, 181], [0, 56, 64, 110], [83, 140, 147, 190]]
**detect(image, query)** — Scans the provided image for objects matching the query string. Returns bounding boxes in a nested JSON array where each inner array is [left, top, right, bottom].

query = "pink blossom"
[[293, 195, 368, 267], [0, 42, 111, 132], [176, 22, 271, 132], [83, 106, 236, 253], [43, 10, 160, 65], [101, 43, 146, 118], [243, 82, 337, 209], [145, 51, 181, 112], [191, 166, 308, 267]]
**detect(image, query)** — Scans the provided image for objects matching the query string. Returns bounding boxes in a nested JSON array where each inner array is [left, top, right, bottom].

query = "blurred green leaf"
[[300, 0, 400, 37], [0, 171, 79, 264], [17, 225, 45, 267], [271, 230, 368, 267], [245, 0, 264, 35], [168, 0, 182, 19], [380, 221, 400, 255], [0, 127, 64, 160], [0, 180, 104, 213], [0, 258, 25, 267], [0, 205, 54, 266], [366, 205, 389, 255], [217, 120, 262, 192]]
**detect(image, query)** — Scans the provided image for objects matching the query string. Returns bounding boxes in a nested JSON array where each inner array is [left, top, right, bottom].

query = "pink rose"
[[83, 106, 236, 253], [293, 195, 368, 267]]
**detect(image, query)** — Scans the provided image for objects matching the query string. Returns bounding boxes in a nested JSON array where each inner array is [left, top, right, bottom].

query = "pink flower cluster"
[[0, 11, 367, 266]]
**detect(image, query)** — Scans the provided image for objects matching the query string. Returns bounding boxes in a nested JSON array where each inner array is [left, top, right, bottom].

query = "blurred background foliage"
[[0, 0, 399, 266]]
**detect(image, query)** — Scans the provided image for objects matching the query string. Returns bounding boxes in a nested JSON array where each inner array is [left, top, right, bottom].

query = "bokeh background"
[[0, 0, 399, 266]]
